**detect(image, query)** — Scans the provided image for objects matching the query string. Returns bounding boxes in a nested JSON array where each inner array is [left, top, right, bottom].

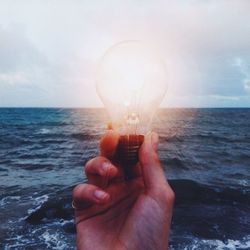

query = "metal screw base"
[[117, 134, 144, 179]]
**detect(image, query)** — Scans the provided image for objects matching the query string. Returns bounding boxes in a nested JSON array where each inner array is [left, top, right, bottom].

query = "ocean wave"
[[170, 180, 250, 241], [0, 196, 21, 207], [40, 139, 68, 144], [40, 230, 70, 250], [26, 191, 73, 225], [27, 194, 49, 215], [0, 166, 8, 172], [13, 163, 54, 170], [192, 133, 250, 143], [37, 121, 73, 126], [160, 135, 184, 143], [169, 179, 250, 205], [0, 137, 33, 147], [200, 237, 250, 250], [7, 180, 249, 249], [169, 236, 250, 250], [1, 108, 250, 249], [25, 181, 250, 231], [18, 153, 50, 159], [163, 157, 188, 170], [2, 223, 75, 250], [0, 159, 12, 165], [37, 128, 51, 134], [160, 132, 250, 145], [71, 133, 99, 141]]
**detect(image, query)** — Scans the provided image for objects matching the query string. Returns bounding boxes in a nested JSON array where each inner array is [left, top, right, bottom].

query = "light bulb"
[[96, 41, 167, 177]]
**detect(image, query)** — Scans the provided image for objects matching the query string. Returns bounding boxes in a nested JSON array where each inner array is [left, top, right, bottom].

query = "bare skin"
[[72, 131, 175, 250]]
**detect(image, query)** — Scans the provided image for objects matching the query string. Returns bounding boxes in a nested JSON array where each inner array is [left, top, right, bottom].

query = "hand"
[[72, 131, 175, 250]]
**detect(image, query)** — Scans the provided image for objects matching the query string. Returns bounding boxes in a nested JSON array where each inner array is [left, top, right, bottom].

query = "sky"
[[0, 0, 249, 108]]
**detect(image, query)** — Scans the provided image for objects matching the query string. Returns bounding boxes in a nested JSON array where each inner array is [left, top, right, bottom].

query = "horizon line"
[[0, 106, 250, 109]]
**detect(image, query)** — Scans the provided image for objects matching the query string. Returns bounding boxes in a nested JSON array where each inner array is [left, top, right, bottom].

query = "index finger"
[[100, 130, 119, 160]]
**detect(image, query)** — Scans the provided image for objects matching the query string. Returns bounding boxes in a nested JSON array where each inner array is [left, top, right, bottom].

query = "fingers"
[[139, 132, 169, 196], [100, 130, 119, 160], [85, 156, 118, 178], [85, 156, 120, 187], [72, 183, 110, 210]]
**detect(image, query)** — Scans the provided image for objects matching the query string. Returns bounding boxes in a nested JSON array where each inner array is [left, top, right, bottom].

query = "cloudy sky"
[[0, 0, 249, 107]]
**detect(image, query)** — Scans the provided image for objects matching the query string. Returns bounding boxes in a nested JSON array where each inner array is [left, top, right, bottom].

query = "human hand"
[[72, 131, 175, 250]]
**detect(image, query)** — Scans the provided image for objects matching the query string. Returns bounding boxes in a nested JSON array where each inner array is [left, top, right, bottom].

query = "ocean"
[[0, 108, 249, 250]]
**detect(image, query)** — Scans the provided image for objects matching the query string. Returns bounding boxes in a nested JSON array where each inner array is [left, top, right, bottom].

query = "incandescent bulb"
[[96, 41, 167, 178]]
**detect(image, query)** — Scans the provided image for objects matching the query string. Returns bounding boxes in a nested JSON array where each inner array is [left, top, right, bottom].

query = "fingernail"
[[94, 190, 108, 200], [102, 161, 111, 171], [151, 132, 159, 151]]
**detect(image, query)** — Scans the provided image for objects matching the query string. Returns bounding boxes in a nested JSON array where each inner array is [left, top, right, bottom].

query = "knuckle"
[[81, 183, 92, 193], [159, 184, 175, 204], [74, 184, 95, 202], [72, 184, 85, 198], [72, 184, 93, 205], [166, 188, 175, 204], [84, 158, 95, 171], [85, 156, 107, 173], [98, 156, 109, 164]]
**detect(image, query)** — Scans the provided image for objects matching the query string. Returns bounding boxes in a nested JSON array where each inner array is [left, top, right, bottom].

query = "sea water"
[[0, 108, 249, 249]]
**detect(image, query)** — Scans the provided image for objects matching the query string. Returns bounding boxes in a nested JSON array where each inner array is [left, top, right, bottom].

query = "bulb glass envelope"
[[96, 41, 168, 135]]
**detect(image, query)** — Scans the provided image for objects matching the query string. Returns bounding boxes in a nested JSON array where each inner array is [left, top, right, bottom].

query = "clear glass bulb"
[[96, 41, 167, 174]]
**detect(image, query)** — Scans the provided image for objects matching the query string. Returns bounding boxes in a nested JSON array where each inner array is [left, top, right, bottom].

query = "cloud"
[[0, 24, 48, 90], [0, 24, 46, 74], [152, 0, 250, 100], [0, 25, 46, 105], [0, 72, 28, 85], [233, 58, 250, 94], [0, 0, 249, 107], [244, 81, 250, 93]]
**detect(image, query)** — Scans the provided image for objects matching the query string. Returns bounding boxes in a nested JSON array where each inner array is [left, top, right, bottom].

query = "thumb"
[[100, 130, 119, 160], [139, 132, 167, 193]]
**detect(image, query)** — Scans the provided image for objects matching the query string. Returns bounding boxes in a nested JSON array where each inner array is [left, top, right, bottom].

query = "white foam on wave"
[[38, 128, 51, 134], [205, 237, 250, 250], [27, 194, 49, 215], [178, 237, 250, 250], [3, 225, 74, 250], [3, 235, 33, 250], [239, 179, 249, 187], [40, 230, 69, 250], [0, 196, 21, 207], [51, 218, 74, 227]]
